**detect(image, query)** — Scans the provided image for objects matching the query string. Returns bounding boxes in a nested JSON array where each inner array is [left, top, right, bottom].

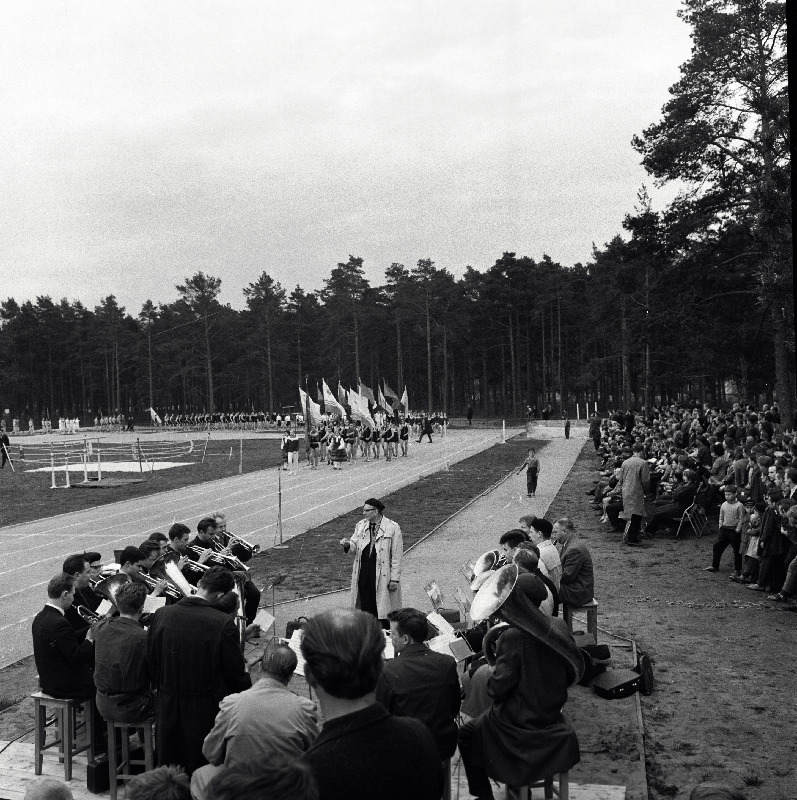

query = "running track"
[[0, 428, 517, 668]]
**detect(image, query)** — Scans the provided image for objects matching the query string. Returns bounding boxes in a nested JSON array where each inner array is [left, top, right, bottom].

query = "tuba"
[[94, 573, 131, 608], [470, 549, 506, 591]]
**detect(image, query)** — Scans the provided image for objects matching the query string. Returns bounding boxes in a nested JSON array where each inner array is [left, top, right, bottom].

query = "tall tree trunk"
[[541, 308, 547, 409], [352, 303, 360, 384], [266, 322, 274, 414], [296, 322, 302, 389], [621, 297, 631, 410], [500, 343, 507, 415], [508, 314, 517, 416], [442, 323, 448, 416], [114, 338, 121, 413], [481, 350, 488, 411], [204, 313, 215, 413], [425, 300, 432, 413], [557, 292, 563, 414], [147, 328, 154, 409]]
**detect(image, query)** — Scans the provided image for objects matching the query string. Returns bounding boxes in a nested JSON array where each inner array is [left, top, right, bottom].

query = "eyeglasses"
[[363, 507, 377, 513], [89, 564, 102, 570]]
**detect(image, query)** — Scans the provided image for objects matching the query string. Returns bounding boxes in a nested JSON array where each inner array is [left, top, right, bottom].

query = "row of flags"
[[299, 379, 409, 428]]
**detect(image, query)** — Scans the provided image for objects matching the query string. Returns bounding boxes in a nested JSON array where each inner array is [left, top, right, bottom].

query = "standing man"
[[563, 415, 571, 439], [376, 608, 461, 761], [618, 443, 651, 547], [588, 414, 602, 452], [340, 498, 402, 625], [519, 448, 540, 497], [146, 566, 251, 774], [467, 405, 474, 426], [417, 417, 433, 444], [0, 428, 11, 469]]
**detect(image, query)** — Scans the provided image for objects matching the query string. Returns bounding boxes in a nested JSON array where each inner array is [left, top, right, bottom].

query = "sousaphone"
[[470, 549, 506, 591], [470, 564, 518, 622]]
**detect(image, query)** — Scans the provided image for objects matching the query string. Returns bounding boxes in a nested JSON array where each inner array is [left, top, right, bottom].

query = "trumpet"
[[217, 531, 260, 562], [76, 605, 101, 624], [188, 544, 246, 572], [138, 570, 182, 600]]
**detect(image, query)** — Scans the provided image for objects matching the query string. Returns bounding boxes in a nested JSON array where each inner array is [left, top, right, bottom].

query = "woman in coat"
[[340, 497, 402, 623]]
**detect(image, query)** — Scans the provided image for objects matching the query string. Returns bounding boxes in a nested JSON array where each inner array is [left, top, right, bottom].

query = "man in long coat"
[[618, 443, 651, 546], [340, 497, 402, 623], [146, 566, 251, 774]]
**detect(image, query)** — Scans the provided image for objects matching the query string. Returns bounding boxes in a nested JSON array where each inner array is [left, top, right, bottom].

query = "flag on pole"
[[377, 386, 388, 411], [316, 383, 324, 406], [349, 392, 376, 427], [337, 382, 348, 407], [358, 379, 375, 404], [383, 380, 400, 405], [149, 407, 163, 425], [400, 387, 409, 413], [299, 387, 323, 427], [322, 379, 347, 418]]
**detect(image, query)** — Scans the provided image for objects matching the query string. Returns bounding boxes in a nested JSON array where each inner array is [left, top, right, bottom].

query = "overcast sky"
[[2, 1, 692, 314]]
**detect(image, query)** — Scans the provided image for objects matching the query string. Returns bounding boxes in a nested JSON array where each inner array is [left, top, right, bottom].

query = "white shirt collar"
[[45, 601, 65, 616]]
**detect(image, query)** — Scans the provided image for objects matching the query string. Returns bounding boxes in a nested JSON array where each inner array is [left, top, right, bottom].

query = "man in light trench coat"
[[618, 443, 650, 547]]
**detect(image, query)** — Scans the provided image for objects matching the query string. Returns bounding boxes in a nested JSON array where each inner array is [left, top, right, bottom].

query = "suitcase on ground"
[[591, 668, 642, 699]]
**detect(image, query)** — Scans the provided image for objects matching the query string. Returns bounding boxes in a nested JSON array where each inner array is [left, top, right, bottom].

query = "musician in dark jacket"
[[376, 607, 461, 759], [458, 570, 583, 799], [301, 609, 443, 800], [32, 574, 95, 699], [146, 566, 251, 774]]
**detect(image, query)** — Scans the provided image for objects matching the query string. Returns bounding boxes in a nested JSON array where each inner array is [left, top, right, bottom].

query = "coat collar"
[[314, 703, 388, 744]]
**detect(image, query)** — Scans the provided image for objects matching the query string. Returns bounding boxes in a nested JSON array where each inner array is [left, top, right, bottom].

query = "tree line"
[[0, 0, 792, 425]]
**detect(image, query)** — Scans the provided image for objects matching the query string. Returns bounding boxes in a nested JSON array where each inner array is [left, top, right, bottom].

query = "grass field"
[[0, 439, 283, 528]]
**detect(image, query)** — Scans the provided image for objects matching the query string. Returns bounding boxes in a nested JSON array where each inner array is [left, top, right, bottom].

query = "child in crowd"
[[733, 502, 761, 584], [705, 484, 746, 575]]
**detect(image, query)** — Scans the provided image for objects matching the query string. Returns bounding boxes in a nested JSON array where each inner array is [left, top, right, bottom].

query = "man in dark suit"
[[146, 566, 251, 775], [301, 609, 443, 800], [31, 573, 95, 700], [376, 607, 461, 760]]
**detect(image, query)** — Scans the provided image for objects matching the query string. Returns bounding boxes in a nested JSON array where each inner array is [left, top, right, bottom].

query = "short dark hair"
[[261, 642, 298, 682], [198, 566, 235, 595], [119, 546, 145, 567], [387, 607, 428, 643], [82, 551, 102, 564], [168, 523, 191, 541], [62, 554, 88, 577], [207, 761, 318, 800], [125, 765, 191, 800], [139, 540, 160, 559], [197, 517, 217, 534], [148, 532, 167, 544], [301, 609, 385, 699], [499, 529, 527, 548], [115, 582, 147, 615], [47, 574, 74, 599]]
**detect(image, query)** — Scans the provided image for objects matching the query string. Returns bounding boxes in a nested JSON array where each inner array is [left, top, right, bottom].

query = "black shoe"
[[626, 541, 645, 547]]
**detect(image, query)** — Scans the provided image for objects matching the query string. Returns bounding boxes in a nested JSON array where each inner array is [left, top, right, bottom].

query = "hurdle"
[[50, 452, 71, 489]]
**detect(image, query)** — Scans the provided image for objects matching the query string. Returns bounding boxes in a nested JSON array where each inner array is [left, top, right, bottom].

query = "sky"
[[1, 1, 693, 314]]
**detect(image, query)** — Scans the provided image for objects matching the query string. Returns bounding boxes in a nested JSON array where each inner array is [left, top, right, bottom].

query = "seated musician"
[[190, 642, 318, 800], [458, 572, 583, 800], [62, 554, 95, 637], [210, 512, 262, 625], [147, 532, 169, 556], [168, 522, 211, 587], [94, 582, 156, 723], [375, 607, 461, 761]]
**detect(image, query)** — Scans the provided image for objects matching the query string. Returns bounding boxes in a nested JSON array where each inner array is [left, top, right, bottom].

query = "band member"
[[147, 566, 252, 775], [211, 512, 262, 624], [340, 498, 402, 625], [62, 554, 97, 637]]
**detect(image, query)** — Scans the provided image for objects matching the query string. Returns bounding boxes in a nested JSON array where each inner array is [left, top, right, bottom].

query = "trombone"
[[217, 530, 260, 562]]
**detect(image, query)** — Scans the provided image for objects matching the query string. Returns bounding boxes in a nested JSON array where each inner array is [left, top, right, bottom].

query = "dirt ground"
[[2, 438, 794, 799], [547, 447, 797, 800]]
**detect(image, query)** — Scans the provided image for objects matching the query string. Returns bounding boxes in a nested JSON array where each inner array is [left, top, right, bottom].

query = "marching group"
[[586, 402, 797, 604]]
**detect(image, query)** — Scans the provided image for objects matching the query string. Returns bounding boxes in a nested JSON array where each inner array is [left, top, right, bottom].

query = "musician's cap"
[[364, 497, 385, 513]]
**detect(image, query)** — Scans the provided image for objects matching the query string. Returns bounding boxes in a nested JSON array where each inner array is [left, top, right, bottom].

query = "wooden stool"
[[563, 598, 598, 645], [106, 717, 156, 800], [505, 771, 569, 799], [32, 691, 95, 781]]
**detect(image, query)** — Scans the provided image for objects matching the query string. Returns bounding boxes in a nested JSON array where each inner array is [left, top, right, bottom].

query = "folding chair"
[[675, 491, 707, 538]]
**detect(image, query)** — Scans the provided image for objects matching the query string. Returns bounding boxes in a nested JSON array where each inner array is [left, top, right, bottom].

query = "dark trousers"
[[417, 433, 432, 443], [457, 719, 495, 800], [623, 515, 643, 543], [592, 435, 601, 451], [527, 470, 538, 495], [646, 505, 680, 534], [243, 580, 261, 624], [712, 526, 742, 572]]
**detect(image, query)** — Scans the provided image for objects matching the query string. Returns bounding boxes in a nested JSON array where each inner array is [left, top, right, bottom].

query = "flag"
[[149, 407, 163, 425], [322, 379, 347, 418], [316, 383, 324, 405], [299, 387, 323, 427], [358, 379, 375, 404], [337, 382, 348, 407], [400, 387, 409, 413], [383, 380, 400, 404], [349, 392, 376, 427], [377, 386, 388, 411]]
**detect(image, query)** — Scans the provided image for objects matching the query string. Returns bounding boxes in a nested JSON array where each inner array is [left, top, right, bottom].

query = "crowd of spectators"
[[586, 402, 797, 604]]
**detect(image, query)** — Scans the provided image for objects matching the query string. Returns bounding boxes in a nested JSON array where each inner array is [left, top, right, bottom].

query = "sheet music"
[[253, 609, 275, 634], [143, 595, 166, 613], [96, 599, 113, 616], [286, 629, 307, 676], [427, 611, 455, 637], [426, 632, 459, 659]]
